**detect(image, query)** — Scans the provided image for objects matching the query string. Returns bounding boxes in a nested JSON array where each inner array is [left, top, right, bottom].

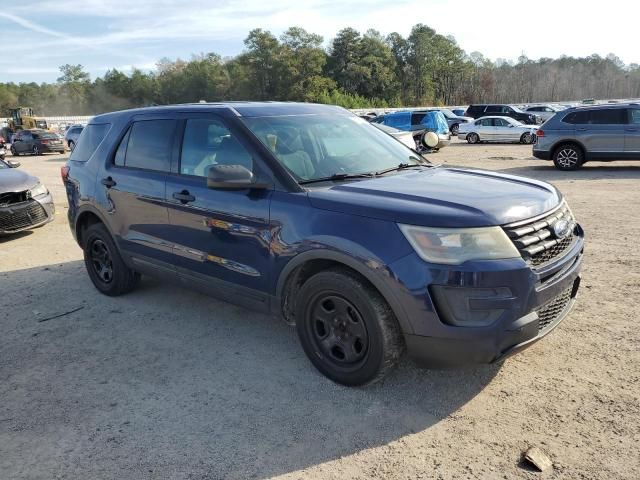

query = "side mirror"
[[7, 160, 20, 168], [207, 164, 268, 190]]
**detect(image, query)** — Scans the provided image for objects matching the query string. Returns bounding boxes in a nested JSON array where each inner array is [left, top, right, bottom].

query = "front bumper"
[[0, 194, 55, 235], [388, 230, 584, 367]]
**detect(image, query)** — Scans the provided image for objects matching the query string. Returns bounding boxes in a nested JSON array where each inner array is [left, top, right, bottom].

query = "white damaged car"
[[458, 116, 538, 144]]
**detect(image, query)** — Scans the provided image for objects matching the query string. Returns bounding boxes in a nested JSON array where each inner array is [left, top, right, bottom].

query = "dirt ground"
[[1, 140, 639, 480]]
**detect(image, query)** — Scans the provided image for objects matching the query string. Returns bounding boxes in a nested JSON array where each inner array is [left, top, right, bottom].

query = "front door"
[[625, 108, 640, 155], [164, 115, 273, 310]]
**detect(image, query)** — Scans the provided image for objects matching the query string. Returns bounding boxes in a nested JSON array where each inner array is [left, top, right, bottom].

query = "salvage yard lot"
[[1, 140, 639, 479]]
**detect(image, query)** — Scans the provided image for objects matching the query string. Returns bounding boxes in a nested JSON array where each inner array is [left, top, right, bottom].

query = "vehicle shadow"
[[0, 230, 33, 243], [497, 164, 640, 182], [0, 260, 500, 479]]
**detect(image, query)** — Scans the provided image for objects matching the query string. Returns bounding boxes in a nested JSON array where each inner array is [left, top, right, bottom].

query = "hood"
[[307, 167, 561, 227], [0, 168, 39, 193], [457, 116, 474, 123]]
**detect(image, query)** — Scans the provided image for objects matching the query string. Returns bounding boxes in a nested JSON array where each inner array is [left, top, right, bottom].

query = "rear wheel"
[[83, 223, 140, 296], [32, 145, 41, 156], [520, 132, 533, 144], [467, 132, 480, 144], [553, 143, 584, 170], [450, 123, 460, 135], [295, 268, 404, 386]]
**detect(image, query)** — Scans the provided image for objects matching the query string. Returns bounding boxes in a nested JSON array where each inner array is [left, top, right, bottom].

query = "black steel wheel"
[[83, 223, 140, 296], [296, 267, 404, 386], [308, 294, 370, 366], [89, 239, 113, 283]]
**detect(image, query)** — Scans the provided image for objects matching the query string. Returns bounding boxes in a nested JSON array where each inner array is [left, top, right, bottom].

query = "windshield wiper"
[[375, 162, 427, 176], [299, 172, 375, 185]]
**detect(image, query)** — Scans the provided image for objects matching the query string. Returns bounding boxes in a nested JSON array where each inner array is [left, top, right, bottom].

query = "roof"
[[91, 102, 348, 123]]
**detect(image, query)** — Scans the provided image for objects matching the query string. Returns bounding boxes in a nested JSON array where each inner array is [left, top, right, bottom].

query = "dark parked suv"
[[465, 104, 539, 125], [63, 102, 584, 386], [533, 104, 640, 170]]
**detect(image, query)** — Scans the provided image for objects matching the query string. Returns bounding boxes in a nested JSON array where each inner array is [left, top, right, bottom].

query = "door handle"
[[577, 128, 587, 131], [173, 190, 196, 204], [625, 128, 638, 132], [101, 176, 116, 188]]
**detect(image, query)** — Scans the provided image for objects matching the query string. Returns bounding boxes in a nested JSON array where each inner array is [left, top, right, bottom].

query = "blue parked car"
[[371, 110, 451, 151], [63, 102, 584, 386]]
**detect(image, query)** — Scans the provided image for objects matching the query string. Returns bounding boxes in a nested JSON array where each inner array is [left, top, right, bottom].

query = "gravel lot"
[[1, 141, 639, 479]]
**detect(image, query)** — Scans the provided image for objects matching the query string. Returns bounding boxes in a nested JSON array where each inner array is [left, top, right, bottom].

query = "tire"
[[450, 123, 459, 135], [553, 143, 584, 171], [520, 132, 533, 144], [295, 267, 404, 386], [10, 146, 18, 156], [32, 145, 41, 156], [83, 223, 140, 296], [68, 140, 75, 151], [467, 132, 480, 144]]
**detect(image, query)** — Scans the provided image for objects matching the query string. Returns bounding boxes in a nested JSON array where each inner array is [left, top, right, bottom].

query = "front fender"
[[274, 246, 415, 335]]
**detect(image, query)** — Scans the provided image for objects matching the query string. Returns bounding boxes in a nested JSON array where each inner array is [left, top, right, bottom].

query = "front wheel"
[[83, 223, 140, 296], [295, 268, 404, 386], [467, 132, 480, 144], [553, 143, 584, 170]]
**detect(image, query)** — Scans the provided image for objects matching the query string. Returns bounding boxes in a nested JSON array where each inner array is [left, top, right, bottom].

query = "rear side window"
[[630, 109, 640, 124], [562, 111, 589, 124], [589, 109, 625, 124], [69, 123, 111, 162], [486, 105, 505, 113], [115, 120, 176, 171]]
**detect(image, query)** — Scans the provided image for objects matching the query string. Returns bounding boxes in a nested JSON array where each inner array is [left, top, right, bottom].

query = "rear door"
[[624, 108, 640, 156], [581, 109, 626, 155], [164, 114, 273, 310], [101, 117, 178, 272], [476, 118, 494, 140]]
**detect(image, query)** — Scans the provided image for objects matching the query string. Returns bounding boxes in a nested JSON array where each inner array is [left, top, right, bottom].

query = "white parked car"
[[458, 116, 538, 144], [372, 123, 416, 150], [524, 105, 564, 122]]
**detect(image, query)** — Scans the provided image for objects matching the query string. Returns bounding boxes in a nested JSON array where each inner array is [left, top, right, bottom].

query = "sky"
[[1, 0, 638, 83]]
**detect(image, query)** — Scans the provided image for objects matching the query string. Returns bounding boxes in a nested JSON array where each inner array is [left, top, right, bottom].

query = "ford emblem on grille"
[[552, 219, 572, 239]]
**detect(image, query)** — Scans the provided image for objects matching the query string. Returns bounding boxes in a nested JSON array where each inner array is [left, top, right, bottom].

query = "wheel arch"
[[74, 206, 114, 249], [275, 250, 413, 335], [551, 139, 586, 159]]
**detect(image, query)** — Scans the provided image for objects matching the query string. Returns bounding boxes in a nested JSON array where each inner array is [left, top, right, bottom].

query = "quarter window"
[[180, 118, 253, 176], [562, 111, 589, 124], [114, 120, 176, 171], [630, 109, 640, 124], [70, 123, 111, 162]]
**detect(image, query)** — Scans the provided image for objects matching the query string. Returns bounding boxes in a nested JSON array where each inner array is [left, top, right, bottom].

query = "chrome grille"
[[535, 287, 573, 331], [503, 202, 576, 268]]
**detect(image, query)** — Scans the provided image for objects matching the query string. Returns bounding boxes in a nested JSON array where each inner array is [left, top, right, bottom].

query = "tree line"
[[1, 23, 640, 116]]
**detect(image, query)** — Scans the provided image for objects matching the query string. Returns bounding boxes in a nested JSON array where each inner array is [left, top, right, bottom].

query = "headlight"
[[398, 224, 520, 265], [30, 183, 49, 197]]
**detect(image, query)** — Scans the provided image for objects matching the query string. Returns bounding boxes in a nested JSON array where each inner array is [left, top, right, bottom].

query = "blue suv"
[[63, 103, 584, 386]]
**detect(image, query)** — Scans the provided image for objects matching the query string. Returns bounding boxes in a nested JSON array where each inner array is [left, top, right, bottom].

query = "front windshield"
[[510, 106, 524, 113], [242, 114, 427, 182]]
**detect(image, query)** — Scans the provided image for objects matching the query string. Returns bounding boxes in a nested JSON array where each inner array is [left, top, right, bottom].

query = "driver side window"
[[180, 118, 253, 177]]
